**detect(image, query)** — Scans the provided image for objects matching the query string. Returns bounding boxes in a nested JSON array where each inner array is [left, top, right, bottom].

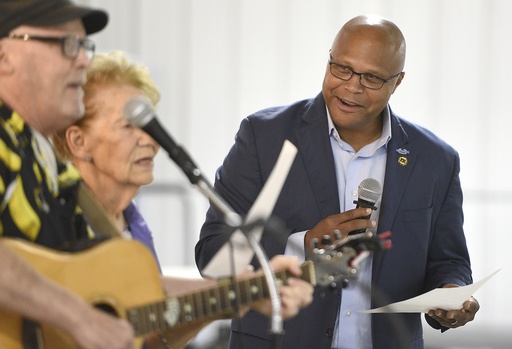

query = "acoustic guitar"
[[0, 232, 387, 348]]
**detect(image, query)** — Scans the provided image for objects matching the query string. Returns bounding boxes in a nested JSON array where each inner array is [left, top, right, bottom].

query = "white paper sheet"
[[361, 269, 501, 313], [201, 140, 297, 278]]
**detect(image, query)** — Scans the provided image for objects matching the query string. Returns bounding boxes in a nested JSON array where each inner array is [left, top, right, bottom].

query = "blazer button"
[[325, 328, 334, 338]]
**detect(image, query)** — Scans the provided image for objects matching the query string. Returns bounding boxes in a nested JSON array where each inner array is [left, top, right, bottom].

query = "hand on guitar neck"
[[0, 232, 389, 349], [151, 255, 312, 349], [0, 239, 313, 349], [232, 255, 313, 320]]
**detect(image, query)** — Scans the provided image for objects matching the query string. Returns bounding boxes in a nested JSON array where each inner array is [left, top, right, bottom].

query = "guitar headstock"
[[308, 231, 392, 289]]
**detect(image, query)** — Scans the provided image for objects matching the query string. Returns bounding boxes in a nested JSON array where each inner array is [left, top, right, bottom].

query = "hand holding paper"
[[362, 269, 500, 314]]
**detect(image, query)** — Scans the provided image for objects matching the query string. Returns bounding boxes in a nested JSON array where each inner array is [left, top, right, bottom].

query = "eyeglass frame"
[[328, 54, 402, 90], [7, 33, 95, 61]]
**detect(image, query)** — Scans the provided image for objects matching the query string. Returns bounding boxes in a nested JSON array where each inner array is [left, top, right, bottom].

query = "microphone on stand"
[[348, 177, 382, 235], [123, 96, 284, 340], [123, 96, 241, 227]]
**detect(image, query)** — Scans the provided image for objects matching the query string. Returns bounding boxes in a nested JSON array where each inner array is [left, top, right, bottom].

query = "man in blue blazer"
[[195, 14, 479, 349]]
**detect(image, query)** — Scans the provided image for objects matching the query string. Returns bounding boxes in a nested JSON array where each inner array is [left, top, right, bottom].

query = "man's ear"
[[0, 41, 13, 74], [391, 72, 405, 94]]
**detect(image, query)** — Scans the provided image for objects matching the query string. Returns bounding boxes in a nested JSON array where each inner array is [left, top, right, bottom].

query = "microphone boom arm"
[[124, 96, 284, 337], [187, 166, 284, 337]]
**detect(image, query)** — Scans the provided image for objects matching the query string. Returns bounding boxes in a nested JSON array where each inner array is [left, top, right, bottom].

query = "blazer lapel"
[[373, 111, 417, 277], [378, 112, 416, 231], [294, 94, 340, 219]]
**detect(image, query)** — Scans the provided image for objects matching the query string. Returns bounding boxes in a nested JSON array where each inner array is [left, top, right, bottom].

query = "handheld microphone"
[[348, 177, 382, 235]]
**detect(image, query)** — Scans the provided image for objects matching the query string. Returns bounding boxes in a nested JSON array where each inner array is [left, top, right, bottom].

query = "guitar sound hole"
[[95, 303, 118, 317]]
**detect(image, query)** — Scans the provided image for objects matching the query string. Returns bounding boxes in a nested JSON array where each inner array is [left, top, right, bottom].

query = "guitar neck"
[[127, 261, 316, 336]]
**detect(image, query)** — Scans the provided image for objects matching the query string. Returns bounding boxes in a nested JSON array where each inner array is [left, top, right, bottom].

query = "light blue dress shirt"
[[285, 106, 391, 349], [330, 106, 390, 349]]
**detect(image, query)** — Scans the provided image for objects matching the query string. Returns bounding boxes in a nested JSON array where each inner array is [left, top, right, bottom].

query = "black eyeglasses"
[[8, 33, 95, 61], [328, 54, 402, 90]]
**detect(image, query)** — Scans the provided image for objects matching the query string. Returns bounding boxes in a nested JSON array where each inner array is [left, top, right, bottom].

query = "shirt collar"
[[326, 105, 392, 151]]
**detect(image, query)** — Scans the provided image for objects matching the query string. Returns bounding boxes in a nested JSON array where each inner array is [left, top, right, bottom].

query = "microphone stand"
[[172, 147, 284, 344]]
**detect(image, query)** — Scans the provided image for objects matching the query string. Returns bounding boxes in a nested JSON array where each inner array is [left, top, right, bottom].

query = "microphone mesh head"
[[358, 178, 382, 203], [123, 96, 154, 127]]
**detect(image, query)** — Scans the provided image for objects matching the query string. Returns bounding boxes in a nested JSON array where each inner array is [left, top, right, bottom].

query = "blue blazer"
[[196, 93, 472, 349]]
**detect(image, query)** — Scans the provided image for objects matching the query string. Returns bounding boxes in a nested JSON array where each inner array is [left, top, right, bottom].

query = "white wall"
[[77, 0, 512, 347]]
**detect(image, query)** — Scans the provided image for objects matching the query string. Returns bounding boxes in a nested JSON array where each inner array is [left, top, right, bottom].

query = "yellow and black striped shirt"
[[0, 101, 89, 249]]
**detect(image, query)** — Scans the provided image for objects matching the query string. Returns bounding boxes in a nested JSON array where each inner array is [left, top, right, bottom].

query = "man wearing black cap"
[[0, 2, 314, 348], [0, 1, 136, 348]]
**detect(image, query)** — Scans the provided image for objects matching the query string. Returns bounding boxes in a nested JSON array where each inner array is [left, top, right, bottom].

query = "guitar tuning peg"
[[333, 229, 341, 240], [311, 238, 319, 250], [321, 235, 332, 246]]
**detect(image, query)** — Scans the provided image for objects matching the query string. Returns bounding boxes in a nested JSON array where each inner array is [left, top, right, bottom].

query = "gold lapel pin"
[[396, 148, 409, 167]]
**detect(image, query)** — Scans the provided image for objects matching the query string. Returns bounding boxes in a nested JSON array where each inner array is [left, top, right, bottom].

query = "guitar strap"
[[77, 182, 122, 238]]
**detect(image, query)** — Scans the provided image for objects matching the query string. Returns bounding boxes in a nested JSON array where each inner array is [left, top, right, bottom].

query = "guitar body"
[[0, 238, 164, 349], [0, 230, 382, 349]]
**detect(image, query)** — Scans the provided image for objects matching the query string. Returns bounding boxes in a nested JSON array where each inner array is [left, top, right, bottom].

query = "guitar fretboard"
[[127, 260, 315, 336]]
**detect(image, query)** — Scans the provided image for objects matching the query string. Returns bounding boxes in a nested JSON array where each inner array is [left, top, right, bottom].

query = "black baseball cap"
[[0, 0, 108, 38]]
